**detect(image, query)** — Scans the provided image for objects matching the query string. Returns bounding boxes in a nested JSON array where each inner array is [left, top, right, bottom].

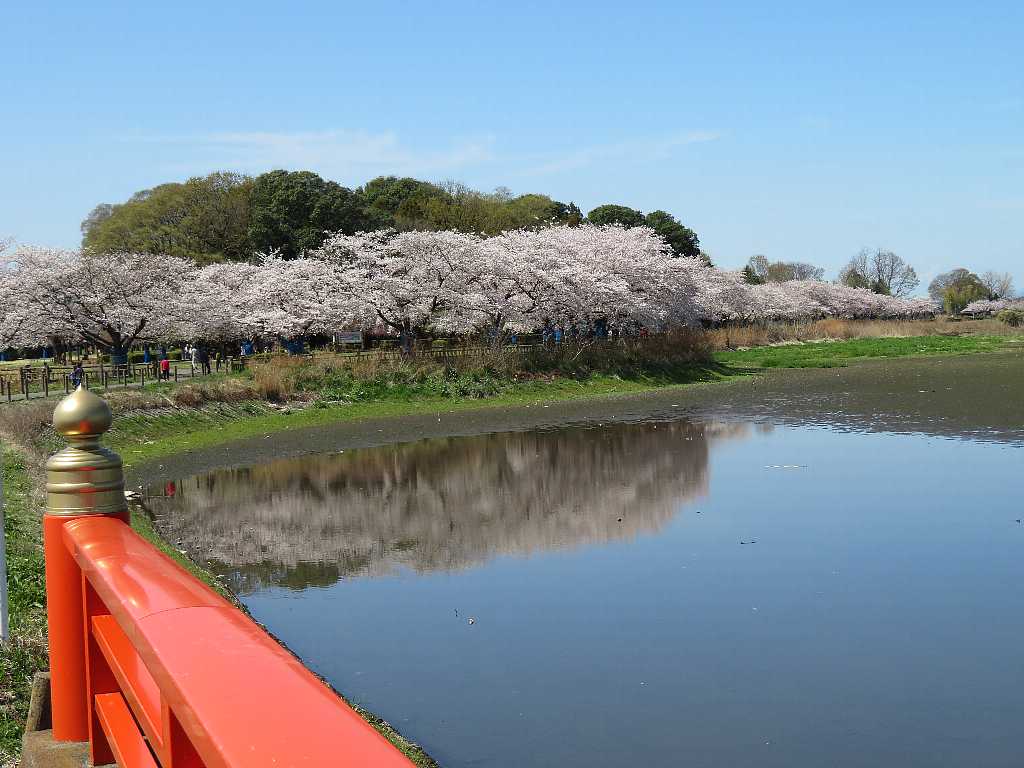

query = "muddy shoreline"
[[128, 348, 1024, 487]]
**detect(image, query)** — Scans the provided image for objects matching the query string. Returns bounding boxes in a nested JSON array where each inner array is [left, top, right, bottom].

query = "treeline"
[[741, 251, 1015, 312], [81, 171, 703, 263]]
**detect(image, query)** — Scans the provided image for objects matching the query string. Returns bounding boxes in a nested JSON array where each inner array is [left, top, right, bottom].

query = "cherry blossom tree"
[[462, 225, 708, 338], [11, 247, 195, 362], [962, 297, 1024, 316], [314, 229, 481, 351], [249, 255, 362, 340], [176, 261, 263, 343], [2, 227, 940, 357], [0, 240, 40, 349]]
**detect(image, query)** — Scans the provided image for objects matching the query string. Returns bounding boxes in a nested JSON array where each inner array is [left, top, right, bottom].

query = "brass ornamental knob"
[[45, 387, 126, 517]]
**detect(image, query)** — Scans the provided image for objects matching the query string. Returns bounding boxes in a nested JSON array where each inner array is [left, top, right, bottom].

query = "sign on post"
[[334, 331, 364, 346]]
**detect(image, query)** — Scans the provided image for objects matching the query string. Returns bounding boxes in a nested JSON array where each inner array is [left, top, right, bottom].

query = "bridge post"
[[43, 386, 127, 742]]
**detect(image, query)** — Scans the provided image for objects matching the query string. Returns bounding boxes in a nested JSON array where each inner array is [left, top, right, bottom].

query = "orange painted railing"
[[43, 387, 414, 767]]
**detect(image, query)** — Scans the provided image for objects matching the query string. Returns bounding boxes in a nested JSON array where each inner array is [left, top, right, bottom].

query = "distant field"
[[714, 334, 1020, 368]]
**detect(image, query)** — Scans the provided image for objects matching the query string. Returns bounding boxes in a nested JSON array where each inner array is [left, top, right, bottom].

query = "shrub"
[[997, 309, 1024, 327], [251, 361, 298, 402]]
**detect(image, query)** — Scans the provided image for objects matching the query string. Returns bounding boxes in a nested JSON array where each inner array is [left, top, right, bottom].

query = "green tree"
[[80, 203, 114, 238], [249, 170, 384, 258], [944, 282, 988, 314], [644, 210, 702, 260], [838, 263, 871, 290], [741, 264, 765, 284], [587, 204, 646, 228], [928, 268, 981, 302], [930, 268, 988, 313], [81, 173, 255, 263], [358, 176, 447, 229], [507, 194, 574, 226], [390, 182, 574, 235], [182, 172, 255, 262]]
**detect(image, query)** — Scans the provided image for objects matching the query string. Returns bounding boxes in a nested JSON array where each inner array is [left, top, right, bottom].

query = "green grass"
[[713, 334, 1019, 369], [1, 448, 48, 763], [4, 333, 1018, 763], [108, 366, 735, 468]]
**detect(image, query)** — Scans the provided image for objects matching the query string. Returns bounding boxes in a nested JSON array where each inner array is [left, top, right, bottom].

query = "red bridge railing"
[[43, 387, 414, 767]]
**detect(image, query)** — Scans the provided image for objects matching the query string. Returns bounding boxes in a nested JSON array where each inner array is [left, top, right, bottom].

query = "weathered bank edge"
[[7, 343, 1024, 765]]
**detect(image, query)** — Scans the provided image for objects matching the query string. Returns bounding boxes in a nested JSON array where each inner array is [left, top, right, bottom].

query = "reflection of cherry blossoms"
[[2, 225, 938, 351], [146, 420, 751, 591]]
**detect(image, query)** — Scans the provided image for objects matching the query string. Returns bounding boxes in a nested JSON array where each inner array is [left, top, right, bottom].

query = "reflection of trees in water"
[[147, 420, 750, 592]]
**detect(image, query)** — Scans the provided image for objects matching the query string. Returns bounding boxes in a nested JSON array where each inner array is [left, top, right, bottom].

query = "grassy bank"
[[714, 334, 1020, 368], [2, 328, 1022, 764], [0, 449, 47, 765], [110, 368, 733, 467], [107, 332, 1022, 464]]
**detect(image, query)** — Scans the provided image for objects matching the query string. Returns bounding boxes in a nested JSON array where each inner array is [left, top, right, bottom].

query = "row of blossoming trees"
[[1, 225, 938, 360], [962, 298, 1024, 316]]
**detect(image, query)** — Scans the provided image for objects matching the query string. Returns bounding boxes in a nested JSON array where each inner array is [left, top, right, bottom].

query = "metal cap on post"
[[44, 386, 127, 742], [46, 386, 125, 517]]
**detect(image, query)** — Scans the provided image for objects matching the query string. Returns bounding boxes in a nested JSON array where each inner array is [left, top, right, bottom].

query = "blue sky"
[[3, 1, 1021, 291]]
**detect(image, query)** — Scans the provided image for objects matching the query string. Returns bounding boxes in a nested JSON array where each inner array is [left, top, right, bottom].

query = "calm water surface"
[[147, 413, 1024, 767]]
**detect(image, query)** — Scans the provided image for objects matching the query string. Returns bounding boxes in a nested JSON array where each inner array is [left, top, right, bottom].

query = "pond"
[[145, 391, 1024, 768]]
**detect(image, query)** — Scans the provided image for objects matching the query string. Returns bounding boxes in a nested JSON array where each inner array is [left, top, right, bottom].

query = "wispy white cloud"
[[979, 198, 1024, 211], [127, 127, 720, 186], [134, 129, 496, 180], [515, 131, 721, 177]]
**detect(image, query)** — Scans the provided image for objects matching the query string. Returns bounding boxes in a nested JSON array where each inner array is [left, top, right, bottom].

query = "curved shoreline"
[[130, 348, 1024, 768], [128, 347, 1024, 488], [7, 347, 1020, 763]]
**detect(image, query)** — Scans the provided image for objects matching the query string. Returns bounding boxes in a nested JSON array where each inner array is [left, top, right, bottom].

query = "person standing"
[[159, 355, 170, 381], [190, 344, 199, 374]]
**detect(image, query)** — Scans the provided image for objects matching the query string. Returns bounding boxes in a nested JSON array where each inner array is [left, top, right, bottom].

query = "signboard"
[[334, 331, 363, 345]]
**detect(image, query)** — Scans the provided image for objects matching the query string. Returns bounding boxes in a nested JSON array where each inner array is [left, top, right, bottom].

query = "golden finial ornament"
[[45, 386, 126, 517]]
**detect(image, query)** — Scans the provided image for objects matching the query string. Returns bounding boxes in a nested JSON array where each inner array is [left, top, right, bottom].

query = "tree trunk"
[[108, 342, 128, 367], [399, 323, 414, 356]]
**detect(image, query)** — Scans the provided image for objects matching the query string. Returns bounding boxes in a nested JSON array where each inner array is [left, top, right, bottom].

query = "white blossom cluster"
[[961, 298, 1024, 316], [1, 226, 937, 353]]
